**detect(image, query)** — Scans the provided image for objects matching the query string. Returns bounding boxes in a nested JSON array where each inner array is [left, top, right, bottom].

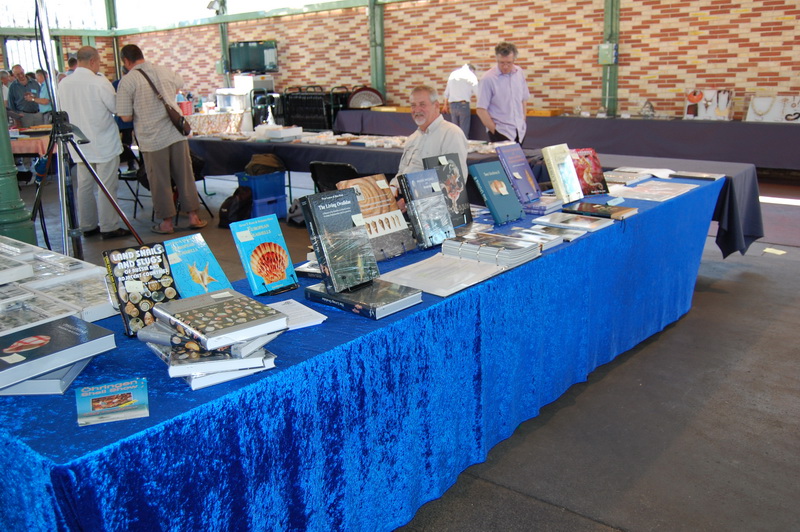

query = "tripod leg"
[[67, 138, 143, 246]]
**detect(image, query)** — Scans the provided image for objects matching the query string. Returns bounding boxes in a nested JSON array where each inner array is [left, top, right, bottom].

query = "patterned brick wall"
[[11, 0, 795, 118]]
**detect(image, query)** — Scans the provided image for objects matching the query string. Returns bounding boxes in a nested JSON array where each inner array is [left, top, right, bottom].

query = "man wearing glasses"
[[476, 42, 530, 144], [7, 64, 43, 128]]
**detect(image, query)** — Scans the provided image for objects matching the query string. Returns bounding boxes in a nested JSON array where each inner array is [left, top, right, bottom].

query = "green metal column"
[[0, 93, 37, 243], [601, 0, 620, 116], [368, 0, 386, 98], [215, 0, 232, 88]]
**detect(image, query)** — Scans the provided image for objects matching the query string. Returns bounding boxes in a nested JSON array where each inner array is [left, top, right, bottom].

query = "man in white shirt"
[[1, 70, 11, 109], [58, 46, 130, 239], [393, 85, 468, 211], [442, 64, 478, 138]]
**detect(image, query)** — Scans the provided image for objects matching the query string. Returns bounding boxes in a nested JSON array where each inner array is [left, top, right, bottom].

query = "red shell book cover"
[[570, 148, 609, 196]]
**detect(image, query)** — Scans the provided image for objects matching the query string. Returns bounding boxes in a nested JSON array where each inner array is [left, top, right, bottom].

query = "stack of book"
[[300, 189, 423, 319], [0, 315, 115, 396], [141, 289, 290, 390], [533, 212, 614, 232]]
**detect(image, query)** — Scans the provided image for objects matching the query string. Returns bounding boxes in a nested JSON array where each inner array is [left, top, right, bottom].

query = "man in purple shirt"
[[476, 42, 530, 143]]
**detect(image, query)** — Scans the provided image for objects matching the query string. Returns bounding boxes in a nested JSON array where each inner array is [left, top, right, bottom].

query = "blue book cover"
[[495, 143, 542, 211], [76, 378, 150, 426], [230, 214, 299, 296], [164, 234, 232, 298], [468, 161, 524, 225]]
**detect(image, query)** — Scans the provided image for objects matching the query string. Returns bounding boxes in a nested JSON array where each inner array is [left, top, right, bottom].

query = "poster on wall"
[[684, 89, 734, 121], [745, 95, 800, 123]]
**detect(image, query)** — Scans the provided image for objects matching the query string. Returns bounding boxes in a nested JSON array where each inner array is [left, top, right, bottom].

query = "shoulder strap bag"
[[137, 69, 191, 136]]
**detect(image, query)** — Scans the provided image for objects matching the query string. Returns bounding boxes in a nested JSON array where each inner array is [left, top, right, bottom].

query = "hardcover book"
[[494, 143, 543, 210], [145, 341, 272, 378], [230, 214, 299, 296], [533, 212, 614, 232], [397, 168, 456, 248], [541, 144, 584, 204], [603, 169, 652, 186], [527, 195, 564, 215], [76, 378, 150, 426], [335, 174, 416, 260], [151, 289, 289, 351], [468, 161, 524, 225], [164, 234, 233, 298], [304, 279, 422, 320], [300, 188, 380, 293], [137, 319, 281, 358], [504, 230, 564, 252], [562, 201, 638, 220], [668, 171, 725, 181], [180, 352, 275, 391], [103, 243, 180, 336], [0, 315, 114, 390], [0, 358, 91, 396], [570, 148, 609, 196], [422, 153, 473, 228]]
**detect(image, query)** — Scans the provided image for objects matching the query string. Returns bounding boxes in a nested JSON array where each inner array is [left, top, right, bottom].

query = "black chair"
[[309, 161, 360, 192], [118, 169, 148, 218]]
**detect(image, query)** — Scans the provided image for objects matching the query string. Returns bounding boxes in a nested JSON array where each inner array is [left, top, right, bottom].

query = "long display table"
[[334, 109, 800, 170], [1, 177, 724, 531]]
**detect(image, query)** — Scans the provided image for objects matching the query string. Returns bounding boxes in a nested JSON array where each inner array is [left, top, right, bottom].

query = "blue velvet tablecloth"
[[0, 178, 723, 531]]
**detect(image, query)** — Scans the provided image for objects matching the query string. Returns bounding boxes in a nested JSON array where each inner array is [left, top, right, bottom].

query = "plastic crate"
[[252, 195, 288, 220], [236, 171, 285, 200]]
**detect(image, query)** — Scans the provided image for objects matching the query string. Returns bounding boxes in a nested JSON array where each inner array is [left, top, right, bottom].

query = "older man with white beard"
[[395, 84, 468, 182]]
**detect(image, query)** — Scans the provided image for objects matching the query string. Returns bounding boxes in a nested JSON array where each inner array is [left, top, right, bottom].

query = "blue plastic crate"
[[251, 195, 288, 220], [236, 171, 285, 200]]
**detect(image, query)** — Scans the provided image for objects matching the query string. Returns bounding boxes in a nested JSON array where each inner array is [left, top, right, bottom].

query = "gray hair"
[[410, 85, 439, 104], [495, 41, 518, 57]]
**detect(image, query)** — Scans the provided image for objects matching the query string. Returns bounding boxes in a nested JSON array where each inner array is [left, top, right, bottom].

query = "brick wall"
[[8, 0, 796, 118]]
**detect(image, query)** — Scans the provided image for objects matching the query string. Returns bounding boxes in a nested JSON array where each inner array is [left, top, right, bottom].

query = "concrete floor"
[[15, 171, 800, 532]]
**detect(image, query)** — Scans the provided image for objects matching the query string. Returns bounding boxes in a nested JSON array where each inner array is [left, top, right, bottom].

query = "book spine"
[[304, 289, 377, 319], [101, 253, 134, 336], [299, 196, 334, 293], [541, 147, 567, 203]]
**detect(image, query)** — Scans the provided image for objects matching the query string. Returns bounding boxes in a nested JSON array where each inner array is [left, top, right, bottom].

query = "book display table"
[[1, 178, 724, 531]]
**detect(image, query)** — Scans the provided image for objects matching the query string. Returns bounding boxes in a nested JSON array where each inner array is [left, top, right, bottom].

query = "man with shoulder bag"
[[116, 44, 206, 235]]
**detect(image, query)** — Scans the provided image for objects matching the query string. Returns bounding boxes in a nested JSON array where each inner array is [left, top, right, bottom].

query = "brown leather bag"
[[137, 69, 191, 136]]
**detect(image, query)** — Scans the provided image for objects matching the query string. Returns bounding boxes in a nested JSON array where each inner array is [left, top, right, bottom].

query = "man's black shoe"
[[83, 227, 101, 237], [101, 228, 132, 240]]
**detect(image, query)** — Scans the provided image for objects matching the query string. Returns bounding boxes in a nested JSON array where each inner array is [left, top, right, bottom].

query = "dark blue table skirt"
[[0, 179, 723, 531]]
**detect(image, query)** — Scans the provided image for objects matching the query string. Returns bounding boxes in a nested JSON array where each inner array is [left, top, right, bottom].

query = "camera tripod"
[[29, 111, 143, 260]]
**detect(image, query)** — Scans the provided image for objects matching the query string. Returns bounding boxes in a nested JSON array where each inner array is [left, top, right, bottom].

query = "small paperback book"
[[164, 234, 233, 298], [151, 289, 289, 351], [468, 161, 525, 225], [304, 279, 422, 320], [76, 378, 149, 426], [494, 142, 543, 211], [230, 214, 299, 296], [397, 168, 456, 248], [533, 212, 614, 232], [335, 174, 416, 260], [528, 224, 587, 242], [103, 243, 180, 336], [603, 168, 652, 186], [541, 143, 585, 204], [562, 201, 638, 220], [300, 188, 380, 293], [422, 153, 473, 228], [569, 148, 609, 196], [0, 315, 114, 390]]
